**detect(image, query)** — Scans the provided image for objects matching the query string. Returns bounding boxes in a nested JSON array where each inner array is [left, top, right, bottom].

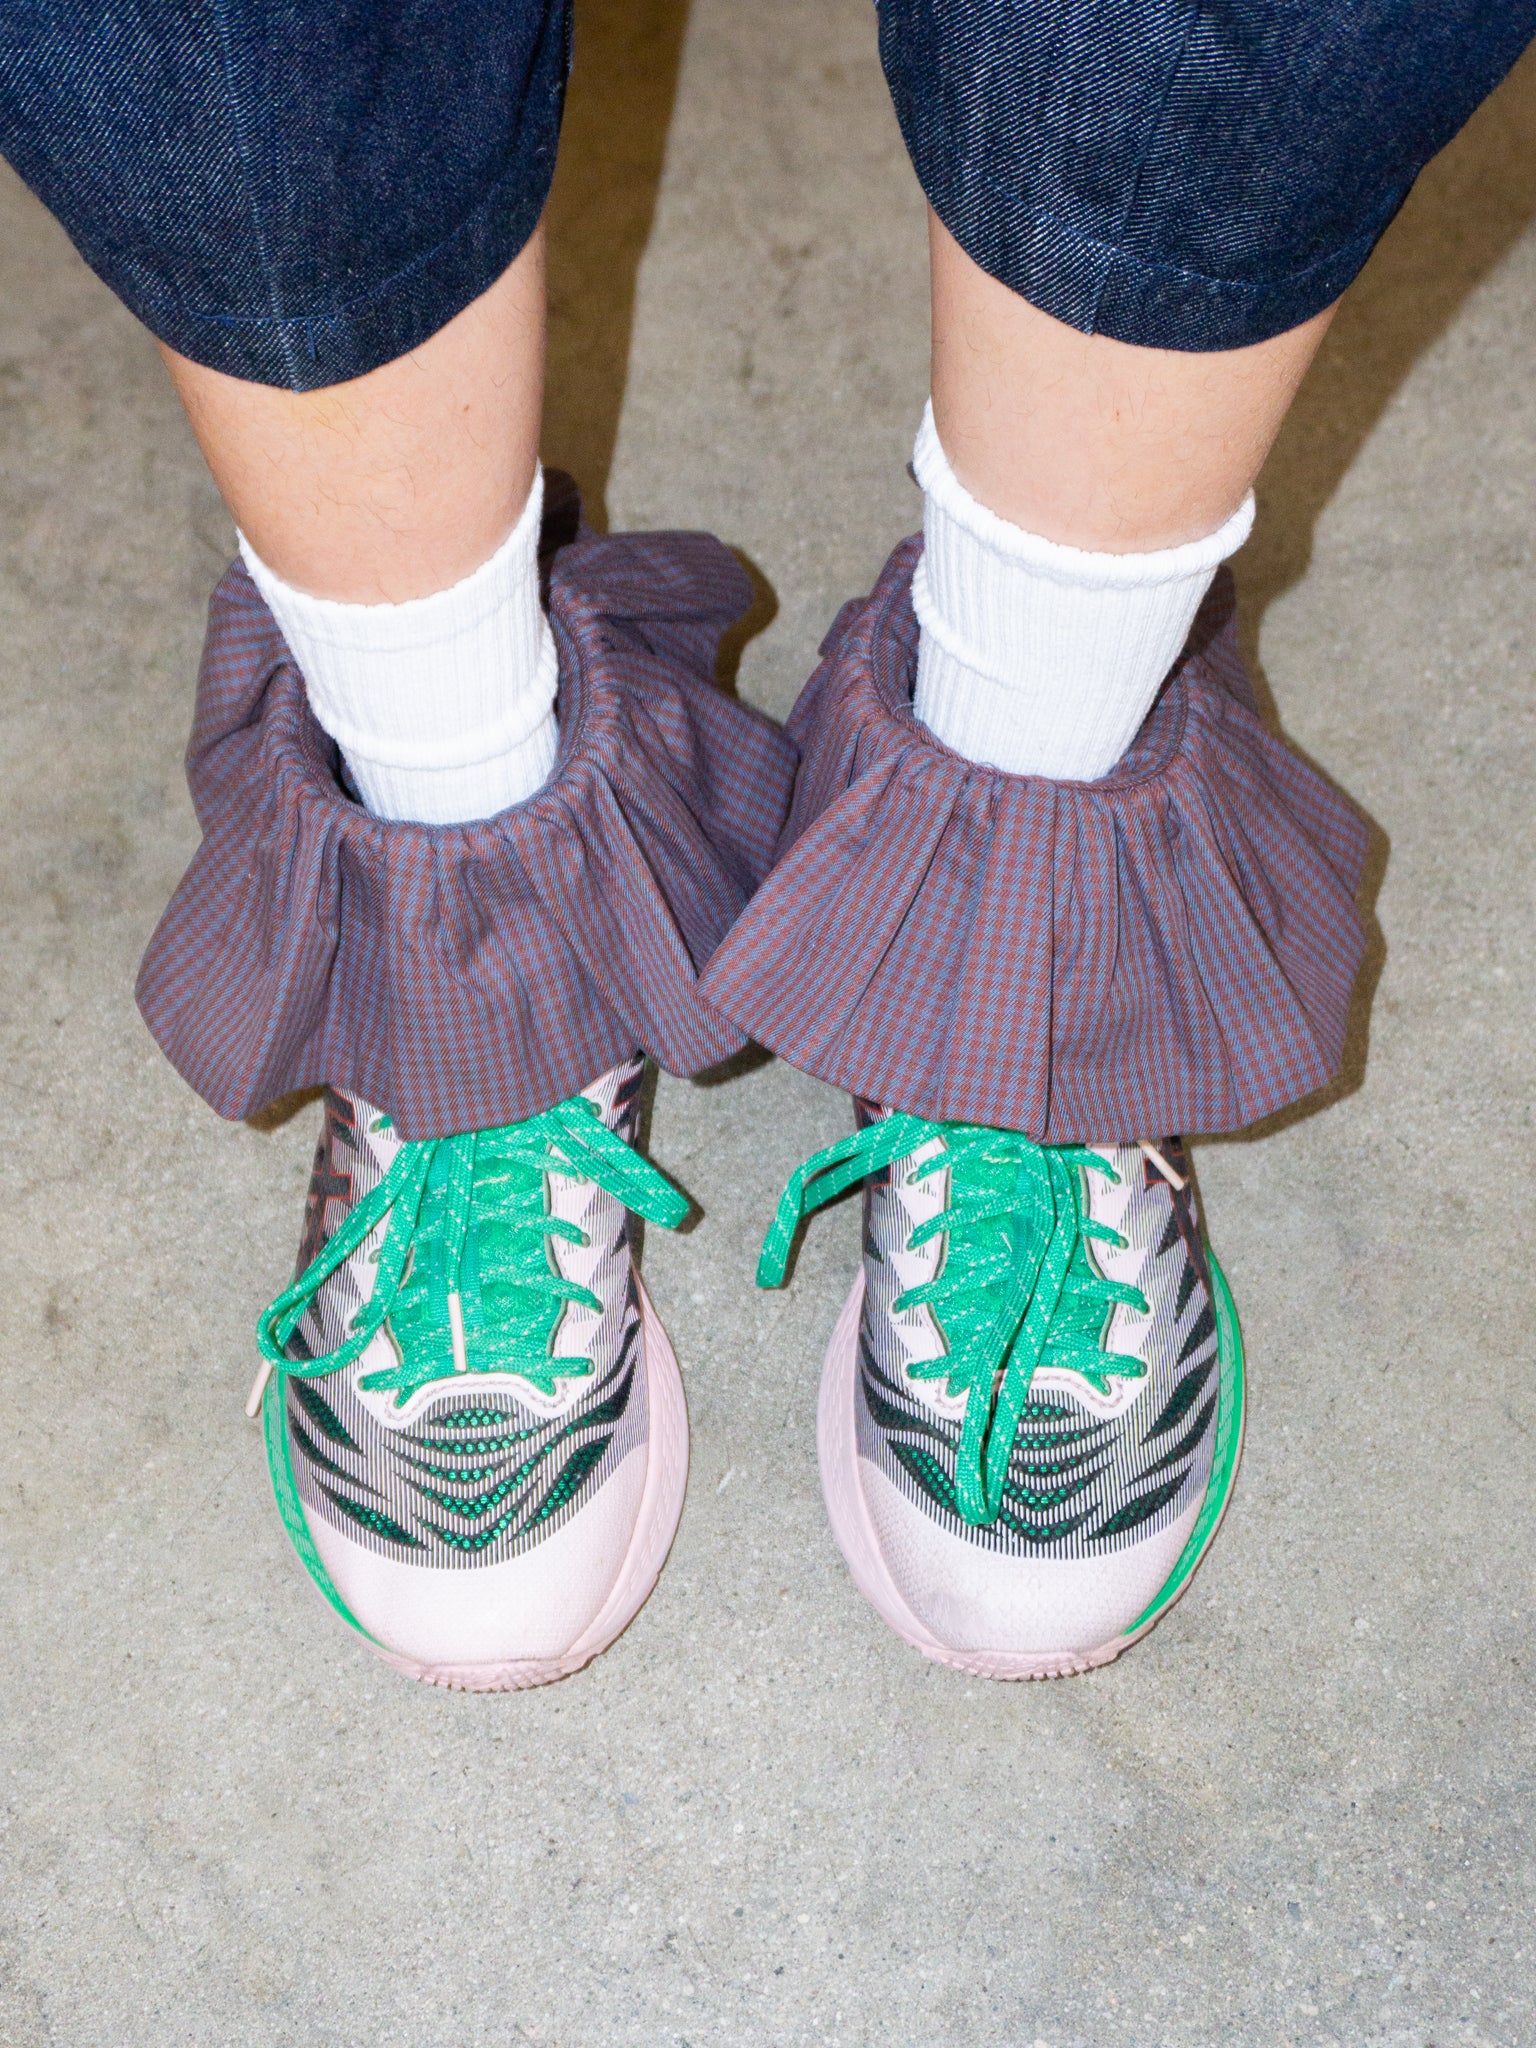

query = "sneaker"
[[250, 1056, 690, 1691], [759, 1108, 1244, 1679]]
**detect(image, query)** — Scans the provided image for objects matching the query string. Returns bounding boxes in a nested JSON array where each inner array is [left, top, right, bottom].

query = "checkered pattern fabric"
[[701, 540, 1369, 1142], [137, 503, 798, 1141]]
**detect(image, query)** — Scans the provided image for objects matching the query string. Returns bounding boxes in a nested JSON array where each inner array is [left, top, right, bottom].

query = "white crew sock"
[[239, 469, 559, 823], [911, 402, 1254, 780]]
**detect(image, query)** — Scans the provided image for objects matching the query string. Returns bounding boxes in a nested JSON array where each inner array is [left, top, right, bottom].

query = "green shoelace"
[[253, 1093, 689, 1414], [759, 1115, 1149, 1527]]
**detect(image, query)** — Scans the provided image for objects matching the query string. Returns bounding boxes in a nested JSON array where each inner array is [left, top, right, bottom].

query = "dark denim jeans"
[[1, 0, 1531, 386], [879, 0, 1536, 349], [0, 0, 571, 389]]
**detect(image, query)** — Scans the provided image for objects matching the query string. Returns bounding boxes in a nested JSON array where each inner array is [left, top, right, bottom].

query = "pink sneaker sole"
[[817, 1266, 1246, 1680], [372, 1280, 689, 1693]]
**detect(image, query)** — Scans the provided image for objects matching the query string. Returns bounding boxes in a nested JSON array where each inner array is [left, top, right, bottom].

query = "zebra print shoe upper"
[[252, 1056, 692, 1679], [856, 1129, 1220, 1559], [761, 1111, 1243, 1670]]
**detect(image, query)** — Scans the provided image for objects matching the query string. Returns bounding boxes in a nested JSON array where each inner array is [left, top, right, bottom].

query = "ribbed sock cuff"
[[911, 402, 1254, 779], [239, 470, 559, 823]]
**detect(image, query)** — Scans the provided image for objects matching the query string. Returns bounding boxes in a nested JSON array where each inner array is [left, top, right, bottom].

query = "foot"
[[251, 1057, 690, 1690], [760, 1110, 1244, 1678]]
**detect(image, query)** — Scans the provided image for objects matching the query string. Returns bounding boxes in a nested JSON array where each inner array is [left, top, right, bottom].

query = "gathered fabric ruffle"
[[700, 539, 1369, 1142], [137, 485, 798, 1140]]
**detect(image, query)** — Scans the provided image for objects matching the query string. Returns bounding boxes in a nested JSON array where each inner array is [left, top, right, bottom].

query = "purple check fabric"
[[701, 539, 1369, 1142], [136, 506, 798, 1141]]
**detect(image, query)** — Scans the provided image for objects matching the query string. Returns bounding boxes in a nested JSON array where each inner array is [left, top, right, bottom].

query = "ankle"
[[911, 403, 1253, 780], [239, 468, 558, 823]]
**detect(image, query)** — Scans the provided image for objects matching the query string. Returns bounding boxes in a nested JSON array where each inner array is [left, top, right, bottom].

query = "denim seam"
[[1091, 0, 1202, 327], [964, 173, 1394, 302], [207, 0, 290, 375], [92, 138, 551, 345]]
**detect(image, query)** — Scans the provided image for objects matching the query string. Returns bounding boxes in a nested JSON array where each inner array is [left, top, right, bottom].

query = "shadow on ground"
[[1226, 44, 1536, 1136], [1241, 42, 1536, 652], [542, 0, 695, 527]]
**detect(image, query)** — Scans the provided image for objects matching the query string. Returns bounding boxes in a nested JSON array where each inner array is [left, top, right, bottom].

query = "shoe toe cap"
[[862, 1456, 1200, 1661], [299, 1443, 648, 1675]]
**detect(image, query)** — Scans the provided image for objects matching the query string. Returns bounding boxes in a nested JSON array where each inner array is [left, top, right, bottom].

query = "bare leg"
[[160, 228, 554, 821], [928, 211, 1334, 551], [160, 225, 547, 604]]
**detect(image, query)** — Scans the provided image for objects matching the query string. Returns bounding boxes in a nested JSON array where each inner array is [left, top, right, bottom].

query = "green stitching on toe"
[[321, 1489, 424, 1548], [889, 1441, 961, 1518], [530, 1437, 613, 1524], [430, 1509, 526, 1554], [428, 1407, 531, 1432], [291, 1381, 358, 1449], [1004, 1476, 1096, 1511], [760, 1114, 1148, 1529], [412, 1470, 538, 1520]]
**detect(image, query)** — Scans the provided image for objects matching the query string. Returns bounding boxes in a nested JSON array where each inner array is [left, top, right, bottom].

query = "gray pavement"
[[1, 4, 1533, 2043]]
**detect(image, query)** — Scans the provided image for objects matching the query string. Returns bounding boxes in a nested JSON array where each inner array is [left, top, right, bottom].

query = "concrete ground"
[[1, 4, 1533, 2043]]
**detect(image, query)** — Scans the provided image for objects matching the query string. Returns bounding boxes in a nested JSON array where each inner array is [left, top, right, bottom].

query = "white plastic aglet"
[[245, 1358, 275, 1419], [448, 1291, 469, 1374], [1139, 1141, 1187, 1192]]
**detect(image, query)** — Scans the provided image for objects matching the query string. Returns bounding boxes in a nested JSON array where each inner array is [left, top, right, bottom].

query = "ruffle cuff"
[[137, 481, 798, 1140], [700, 538, 1369, 1142]]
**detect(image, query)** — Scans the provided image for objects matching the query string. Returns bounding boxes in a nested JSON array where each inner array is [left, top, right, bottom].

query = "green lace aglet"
[[644, 1183, 692, 1232]]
